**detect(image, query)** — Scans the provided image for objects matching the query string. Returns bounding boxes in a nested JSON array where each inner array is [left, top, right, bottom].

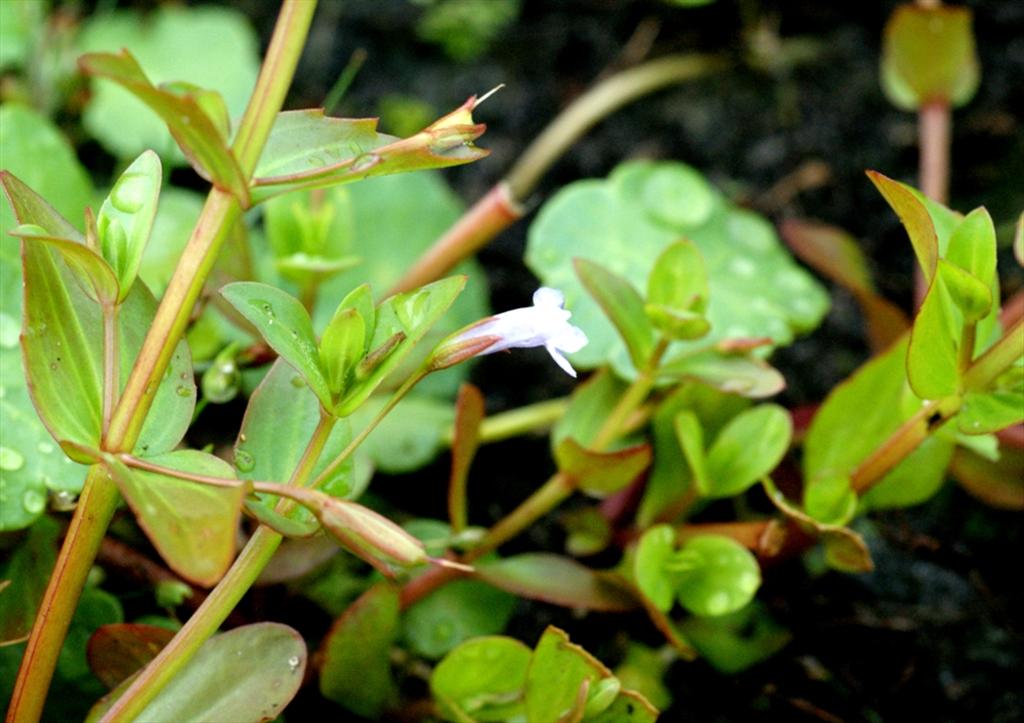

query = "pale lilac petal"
[[546, 344, 578, 377], [551, 325, 588, 354]]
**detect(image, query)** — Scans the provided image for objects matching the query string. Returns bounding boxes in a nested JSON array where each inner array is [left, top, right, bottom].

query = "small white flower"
[[434, 287, 589, 376]]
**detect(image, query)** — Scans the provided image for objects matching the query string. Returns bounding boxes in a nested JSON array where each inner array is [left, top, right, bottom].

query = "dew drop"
[[235, 449, 255, 473], [175, 385, 192, 397], [109, 172, 149, 213], [0, 446, 25, 471], [290, 375, 305, 388], [287, 655, 301, 672], [37, 441, 54, 454], [51, 489, 78, 511], [22, 489, 46, 514], [351, 153, 380, 173], [0, 313, 19, 349]]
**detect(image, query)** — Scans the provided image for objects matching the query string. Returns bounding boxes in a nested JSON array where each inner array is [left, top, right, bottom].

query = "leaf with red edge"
[[950, 443, 1024, 510], [475, 554, 639, 612], [87, 623, 175, 689], [867, 171, 939, 284], [780, 218, 909, 351], [554, 437, 652, 499], [449, 383, 484, 532], [79, 50, 249, 204]]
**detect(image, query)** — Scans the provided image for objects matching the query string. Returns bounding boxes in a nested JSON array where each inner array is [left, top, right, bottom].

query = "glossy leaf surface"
[[574, 257, 654, 368], [524, 626, 612, 723], [403, 579, 515, 659], [476, 553, 639, 612], [431, 636, 532, 723], [554, 437, 652, 498], [703, 405, 791, 498]]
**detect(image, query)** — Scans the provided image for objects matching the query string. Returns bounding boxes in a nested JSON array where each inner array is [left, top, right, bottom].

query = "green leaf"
[[612, 643, 672, 712], [320, 308, 365, 396], [554, 437, 652, 498], [250, 99, 488, 204], [87, 623, 306, 723], [587, 688, 660, 722], [235, 359, 355, 503], [574, 258, 654, 368], [403, 579, 515, 660], [803, 475, 857, 526], [263, 186, 358, 286], [907, 261, 964, 400], [86, 623, 175, 690], [0, 516, 58, 644], [524, 626, 613, 723], [867, 171, 939, 283], [0, 105, 92, 241], [0, 0, 45, 69], [104, 450, 245, 586], [634, 524, 677, 612], [552, 369, 628, 450], [881, 5, 979, 109], [945, 207, 997, 291], [96, 151, 162, 301], [77, 6, 259, 165], [659, 351, 786, 398], [861, 435, 955, 511], [704, 404, 791, 498], [476, 553, 638, 612], [221, 282, 331, 407], [79, 50, 249, 204], [527, 160, 828, 374], [312, 172, 491, 399], [674, 411, 708, 492], [670, 535, 761, 617], [431, 636, 532, 723], [336, 276, 466, 415], [9, 225, 119, 306], [647, 240, 709, 313], [959, 389, 1024, 435], [678, 602, 791, 674], [319, 583, 400, 718]]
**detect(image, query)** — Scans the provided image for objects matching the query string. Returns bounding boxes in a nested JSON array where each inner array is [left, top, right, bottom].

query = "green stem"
[[468, 473, 574, 561], [958, 321, 977, 373], [963, 316, 1023, 391], [4, 468, 120, 723], [592, 338, 669, 450], [7, 3, 317, 720], [309, 370, 427, 491], [441, 397, 569, 446], [101, 303, 118, 438], [100, 412, 336, 722]]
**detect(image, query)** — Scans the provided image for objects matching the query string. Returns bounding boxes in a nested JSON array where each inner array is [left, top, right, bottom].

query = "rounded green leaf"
[[430, 636, 532, 723], [670, 534, 761, 617], [704, 404, 792, 498], [803, 475, 857, 526], [527, 160, 828, 373], [403, 580, 515, 660], [634, 524, 677, 612], [647, 240, 709, 313]]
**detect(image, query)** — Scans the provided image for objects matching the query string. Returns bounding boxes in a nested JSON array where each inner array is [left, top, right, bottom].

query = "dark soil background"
[[129, 0, 1024, 721]]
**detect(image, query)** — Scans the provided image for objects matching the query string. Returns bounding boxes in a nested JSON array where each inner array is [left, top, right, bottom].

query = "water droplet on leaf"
[[235, 449, 255, 473], [109, 171, 150, 213], [0, 313, 19, 349], [22, 489, 45, 514], [0, 446, 25, 471]]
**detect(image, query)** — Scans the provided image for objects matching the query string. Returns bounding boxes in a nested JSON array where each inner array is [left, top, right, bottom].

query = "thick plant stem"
[[915, 99, 951, 307], [389, 53, 724, 294], [6, 3, 317, 721], [100, 413, 336, 722], [4, 468, 119, 723]]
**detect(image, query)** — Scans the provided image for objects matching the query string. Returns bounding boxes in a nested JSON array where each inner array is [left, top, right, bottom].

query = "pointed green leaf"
[[87, 623, 306, 723], [674, 411, 708, 494], [867, 171, 938, 283], [320, 308, 365, 395], [524, 626, 613, 723], [670, 535, 761, 617], [574, 257, 654, 368], [10, 224, 119, 306], [475, 553, 639, 612], [907, 261, 963, 400], [79, 50, 249, 204], [105, 450, 245, 586], [336, 276, 466, 415], [235, 359, 355, 508], [946, 207, 996, 291], [938, 258, 991, 323], [431, 637, 532, 723], [554, 437, 652, 498], [704, 404, 792, 498], [319, 583, 400, 718], [647, 239, 709, 313], [643, 304, 711, 341], [659, 351, 786, 398], [96, 151, 161, 301], [220, 282, 332, 407]]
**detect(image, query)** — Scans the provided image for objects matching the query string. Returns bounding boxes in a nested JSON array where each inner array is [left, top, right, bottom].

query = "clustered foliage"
[[0, 1, 1021, 722]]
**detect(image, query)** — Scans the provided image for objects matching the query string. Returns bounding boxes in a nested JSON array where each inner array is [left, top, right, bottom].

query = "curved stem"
[[441, 397, 570, 446], [7, 3, 317, 721], [100, 412, 335, 722]]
